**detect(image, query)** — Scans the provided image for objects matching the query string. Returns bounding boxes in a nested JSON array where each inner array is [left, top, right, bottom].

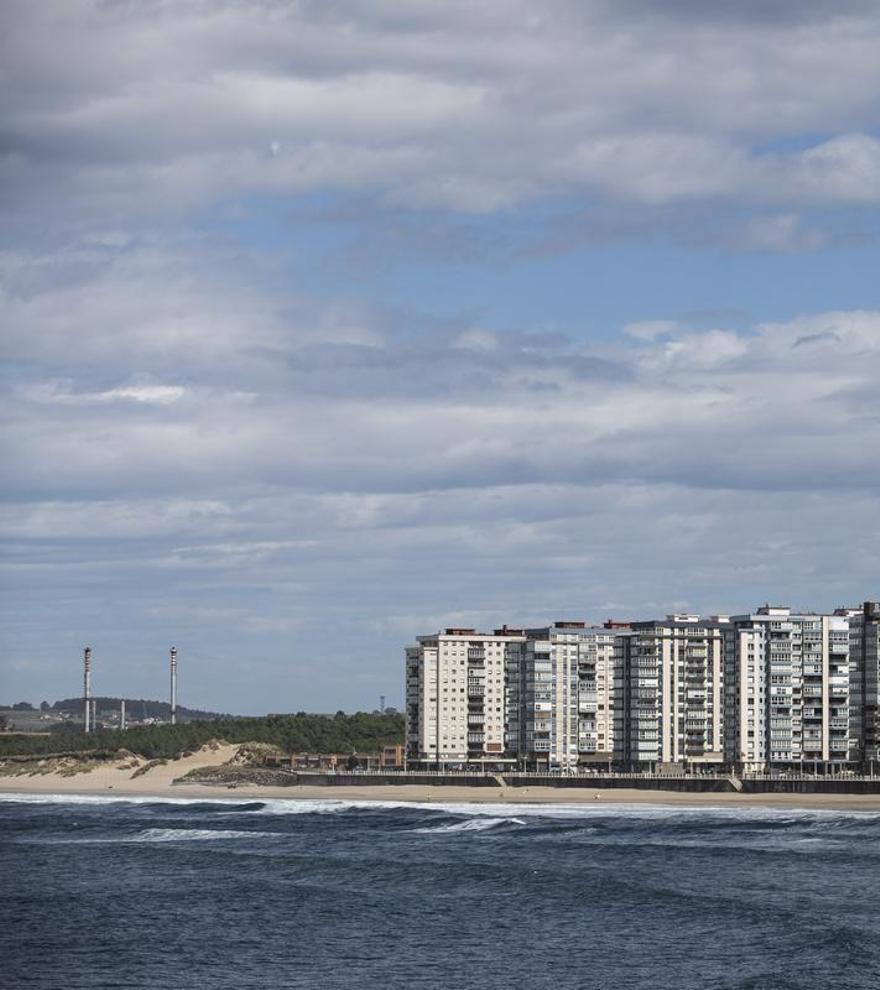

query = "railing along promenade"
[[294, 768, 880, 780], [286, 767, 880, 793]]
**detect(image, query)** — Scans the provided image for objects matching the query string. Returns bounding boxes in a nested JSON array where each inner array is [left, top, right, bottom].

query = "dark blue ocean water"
[[2, 795, 879, 990]]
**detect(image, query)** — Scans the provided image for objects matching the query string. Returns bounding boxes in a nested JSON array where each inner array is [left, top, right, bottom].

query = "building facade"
[[405, 628, 525, 768], [850, 601, 880, 768], [726, 606, 852, 771], [621, 616, 725, 770], [405, 600, 876, 772], [519, 622, 584, 770]]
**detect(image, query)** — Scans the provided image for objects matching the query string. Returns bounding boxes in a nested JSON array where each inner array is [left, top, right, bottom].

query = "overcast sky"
[[2, 1, 879, 714]]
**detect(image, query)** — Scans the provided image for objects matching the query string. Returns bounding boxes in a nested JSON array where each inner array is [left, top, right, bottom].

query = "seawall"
[[173, 768, 880, 795]]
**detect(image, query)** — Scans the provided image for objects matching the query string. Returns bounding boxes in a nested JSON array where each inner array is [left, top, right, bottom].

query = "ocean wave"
[[132, 827, 283, 842], [16, 826, 285, 845], [410, 817, 526, 834], [0, 792, 253, 808], [3, 792, 879, 829]]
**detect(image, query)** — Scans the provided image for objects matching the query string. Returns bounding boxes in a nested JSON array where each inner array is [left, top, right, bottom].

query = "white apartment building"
[[622, 616, 726, 770], [519, 624, 576, 770], [850, 601, 880, 768], [404, 600, 874, 773], [726, 606, 851, 771], [405, 627, 525, 768], [577, 626, 621, 766]]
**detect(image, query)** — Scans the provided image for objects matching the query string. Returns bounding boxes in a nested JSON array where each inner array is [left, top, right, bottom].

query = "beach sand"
[[2, 749, 880, 809]]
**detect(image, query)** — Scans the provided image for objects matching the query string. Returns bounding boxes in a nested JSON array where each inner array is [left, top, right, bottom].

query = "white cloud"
[[3, 1, 880, 222], [24, 382, 186, 405], [3, 1, 879, 711]]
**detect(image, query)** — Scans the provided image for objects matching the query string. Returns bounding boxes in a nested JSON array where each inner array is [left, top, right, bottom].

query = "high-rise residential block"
[[404, 599, 874, 772], [405, 627, 525, 768], [519, 622, 586, 770], [621, 616, 726, 770], [726, 606, 852, 771], [849, 601, 880, 769]]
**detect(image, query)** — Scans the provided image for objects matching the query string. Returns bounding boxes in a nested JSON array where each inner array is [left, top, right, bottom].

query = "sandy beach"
[[2, 748, 880, 809]]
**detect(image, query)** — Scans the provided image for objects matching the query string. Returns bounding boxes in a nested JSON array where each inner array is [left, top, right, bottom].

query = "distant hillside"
[[51, 697, 228, 721], [0, 711, 405, 760]]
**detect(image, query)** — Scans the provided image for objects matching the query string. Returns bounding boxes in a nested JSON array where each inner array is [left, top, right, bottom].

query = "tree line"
[[50, 697, 226, 721], [0, 711, 405, 760]]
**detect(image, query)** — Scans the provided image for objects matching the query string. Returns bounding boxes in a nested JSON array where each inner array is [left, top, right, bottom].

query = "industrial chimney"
[[170, 647, 178, 726], [83, 647, 92, 733]]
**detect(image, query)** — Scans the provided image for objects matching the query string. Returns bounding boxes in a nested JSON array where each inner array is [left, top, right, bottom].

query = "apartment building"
[[405, 627, 525, 768], [577, 626, 621, 766], [518, 623, 577, 770], [726, 606, 852, 771], [621, 616, 726, 770], [518, 622, 608, 770], [850, 601, 880, 768], [404, 599, 874, 772]]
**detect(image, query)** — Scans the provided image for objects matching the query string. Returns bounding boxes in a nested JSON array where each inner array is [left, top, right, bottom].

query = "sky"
[[2, 0, 879, 714]]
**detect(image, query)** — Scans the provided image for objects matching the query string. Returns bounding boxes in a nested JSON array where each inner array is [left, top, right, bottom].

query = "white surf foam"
[[132, 827, 282, 842], [0, 792, 251, 808], [14, 826, 285, 845], [411, 816, 526, 834], [2, 791, 878, 824]]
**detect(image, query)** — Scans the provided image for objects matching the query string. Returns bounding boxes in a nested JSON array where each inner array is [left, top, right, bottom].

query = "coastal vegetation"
[[49, 697, 227, 721], [0, 711, 404, 760]]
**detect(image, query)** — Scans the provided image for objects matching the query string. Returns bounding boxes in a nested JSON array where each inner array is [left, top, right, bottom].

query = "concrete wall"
[[292, 772, 502, 787], [501, 775, 733, 792]]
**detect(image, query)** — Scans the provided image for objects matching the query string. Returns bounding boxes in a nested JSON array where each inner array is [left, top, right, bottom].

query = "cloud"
[[3, 2, 879, 712], [3, 0, 880, 231]]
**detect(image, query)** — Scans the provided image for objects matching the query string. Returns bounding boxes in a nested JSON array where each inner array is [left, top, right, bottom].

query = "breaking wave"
[[410, 817, 526, 834], [132, 827, 283, 842]]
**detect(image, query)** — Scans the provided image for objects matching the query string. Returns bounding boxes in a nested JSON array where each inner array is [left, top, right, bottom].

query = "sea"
[[2, 795, 879, 990]]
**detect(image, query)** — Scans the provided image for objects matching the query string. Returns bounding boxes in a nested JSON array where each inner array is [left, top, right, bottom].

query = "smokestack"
[[170, 647, 178, 726], [91, 699, 97, 731], [380, 694, 386, 713], [83, 647, 92, 733], [120, 699, 126, 731]]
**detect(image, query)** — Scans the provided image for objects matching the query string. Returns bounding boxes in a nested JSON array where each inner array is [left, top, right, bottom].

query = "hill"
[[50, 697, 227, 722]]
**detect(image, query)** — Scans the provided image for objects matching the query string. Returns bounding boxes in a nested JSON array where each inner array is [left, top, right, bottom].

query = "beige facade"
[[405, 628, 524, 767]]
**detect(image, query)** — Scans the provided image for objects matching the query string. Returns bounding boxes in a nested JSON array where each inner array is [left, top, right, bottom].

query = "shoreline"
[[4, 777, 880, 811], [4, 747, 880, 810]]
